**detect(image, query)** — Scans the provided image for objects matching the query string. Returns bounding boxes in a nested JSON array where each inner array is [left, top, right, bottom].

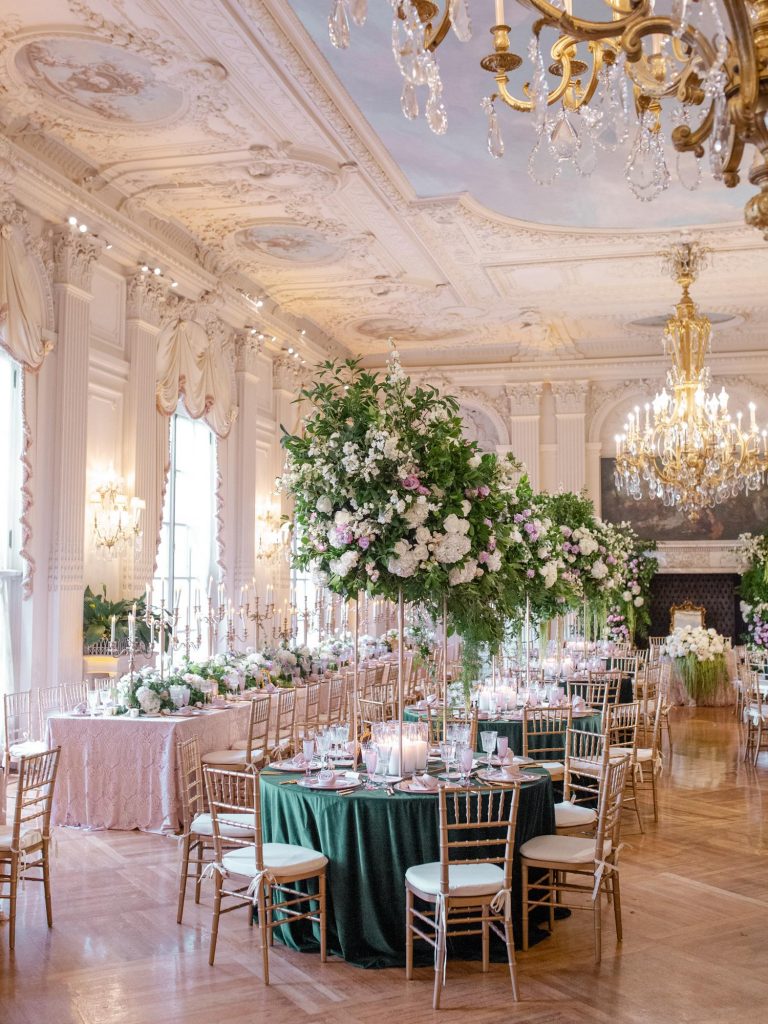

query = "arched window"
[[153, 409, 217, 658], [0, 350, 22, 692]]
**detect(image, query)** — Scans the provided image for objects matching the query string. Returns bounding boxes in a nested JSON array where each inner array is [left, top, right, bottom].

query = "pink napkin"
[[72, 702, 88, 715], [409, 774, 439, 791], [175, 706, 195, 717], [572, 696, 586, 713], [265, 682, 277, 693], [211, 698, 228, 708]]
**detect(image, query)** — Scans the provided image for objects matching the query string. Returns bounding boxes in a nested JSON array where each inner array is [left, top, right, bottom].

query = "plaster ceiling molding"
[[588, 378, 664, 445]]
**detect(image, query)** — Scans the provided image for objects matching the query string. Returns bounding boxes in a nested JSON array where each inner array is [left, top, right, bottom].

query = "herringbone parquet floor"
[[2, 708, 767, 1024]]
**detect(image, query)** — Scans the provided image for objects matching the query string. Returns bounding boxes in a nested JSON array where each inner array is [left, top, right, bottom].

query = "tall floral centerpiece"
[[608, 527, 657, 643], [280, 353, 524, 718], [662, 626, 728, 701]]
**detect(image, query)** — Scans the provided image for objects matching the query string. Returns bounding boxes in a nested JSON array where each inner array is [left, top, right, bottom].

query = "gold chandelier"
[[326, 0, 768, 236], [613, 241, 767, 516], [89, 472, 144, 558]]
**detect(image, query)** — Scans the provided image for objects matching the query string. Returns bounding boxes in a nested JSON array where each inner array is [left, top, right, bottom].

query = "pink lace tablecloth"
[[665, 650, 738, 707], [47, 705, 251, 833]]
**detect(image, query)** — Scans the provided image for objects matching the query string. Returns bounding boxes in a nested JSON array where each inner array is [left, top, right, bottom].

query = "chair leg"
[[651, 771, 659, 823], [318, 872, 327, 963], [42, 845, 53, 928], [8, 852, 19, 950], [481, 903, 489, 972], [432, 913, 446, 1011], [521, 863, 530, 951], [503, 915, 519, 1002], [612, 870, 623, 943], [194, 837, 204, 905], [257, 885, 270, 985], [630, 772, 644, 834], [177, 834, 191, 924], [405, 886, 414, 980], [265, 885, 273, 946], [548, 870, 555, 932], [208, 876, 222, 966], [593, 890, 602, 965]]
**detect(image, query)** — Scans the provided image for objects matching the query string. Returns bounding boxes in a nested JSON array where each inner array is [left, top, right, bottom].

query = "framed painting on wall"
[[669, 602, 706, 631], [600, 459, 768, 541]]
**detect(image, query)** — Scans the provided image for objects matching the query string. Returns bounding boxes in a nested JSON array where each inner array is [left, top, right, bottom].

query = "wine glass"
[[480, 730, 498, 771], [363, 744, 378, 785], [302, 735, 315, 779], [316, 728, 333, 768], [458, 744, 474, 787], [496, 735, 509, 763], [99, 687, 111, 716], [439, 739, 456, 778], [87, 689, 100, 717]]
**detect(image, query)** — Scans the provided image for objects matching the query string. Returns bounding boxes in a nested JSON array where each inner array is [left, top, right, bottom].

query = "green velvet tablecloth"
[[403, 708, 603, 755], [259, 769, 555, 968]]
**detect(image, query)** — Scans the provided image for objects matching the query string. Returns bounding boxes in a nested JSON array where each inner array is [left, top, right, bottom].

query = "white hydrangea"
[[443, 514, 470, 535], [449, 558, 478, 586], [433, 531, 472, 564], [136, 685, 162, 716], [317, 496, 333, 514]]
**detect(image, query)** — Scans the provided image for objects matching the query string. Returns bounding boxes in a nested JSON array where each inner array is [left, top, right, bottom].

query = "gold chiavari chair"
[[0, 746, 60, 949], [176, 735, 255, 924], [606, 701, 643, 832], [620, 691, 664, 822], [202, 692, 271, 770], [554, 727, 609, 834], [647, 636, 666, 665], [658, 659, 673, 750], [633, 664, 661, 747], [587, 669, 624, 709], [270, 688, 296, 758], [521, 706, 573, 781], [35, 685, 64, 738], [405, 784, 521, 1009], [62, 679, 88, 711], [744, 670, 768, 765], [520, 753, 630, 962], [427, 707, 478, 752], [293, 681, 320, 744], [358, 698, 388, 740], [3, 692, 46, 782], [318, 675, 344, 727], [203, 766, 327, 978]]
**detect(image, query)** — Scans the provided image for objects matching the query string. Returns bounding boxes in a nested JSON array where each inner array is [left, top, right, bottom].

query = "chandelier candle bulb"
[[110, 615, 116, 643], [494, 0, 505, 25]]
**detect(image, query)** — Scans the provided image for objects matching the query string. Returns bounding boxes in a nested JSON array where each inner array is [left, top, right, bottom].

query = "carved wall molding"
[[655, 542, 742, 574], [505, 381, 543, 417], [551, 380, 590, 415], [125, 270, 165, 325], [51, 225, 100, 291]]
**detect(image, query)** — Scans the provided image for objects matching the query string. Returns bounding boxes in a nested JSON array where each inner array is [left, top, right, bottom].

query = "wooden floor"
[[2, 708, 767, 1024]]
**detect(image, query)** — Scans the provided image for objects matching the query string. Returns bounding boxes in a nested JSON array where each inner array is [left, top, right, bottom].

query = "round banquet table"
[[259, 767, 556, 968], [403, 707, 603, 755]]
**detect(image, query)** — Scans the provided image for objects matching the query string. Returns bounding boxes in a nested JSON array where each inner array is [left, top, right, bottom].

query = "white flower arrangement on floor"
[[663, 625, 728, 700]]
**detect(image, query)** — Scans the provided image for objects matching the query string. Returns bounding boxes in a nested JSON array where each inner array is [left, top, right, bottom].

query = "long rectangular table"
[[47, 705, 251, 833]]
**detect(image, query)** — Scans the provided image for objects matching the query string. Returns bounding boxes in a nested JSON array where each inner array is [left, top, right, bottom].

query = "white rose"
[[317, 496, 333, 514], [468, 455, 481, 469], [622, 590, 632, 602], [634, 596, 644, 607], [461, 500, 471, 516]]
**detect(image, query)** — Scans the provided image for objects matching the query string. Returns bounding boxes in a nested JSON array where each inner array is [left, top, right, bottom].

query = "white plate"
[[267, 759, 318, 772], [298, 774, 362, 791], [476, 769, 541, 784]]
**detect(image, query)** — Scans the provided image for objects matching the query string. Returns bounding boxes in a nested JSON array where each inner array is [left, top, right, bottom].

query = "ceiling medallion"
[[614, 240, 767, 518], [324, 0, 768, 238]]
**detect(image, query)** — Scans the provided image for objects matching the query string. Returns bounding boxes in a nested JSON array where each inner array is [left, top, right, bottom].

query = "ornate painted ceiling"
[[1, 0, 767, 368]]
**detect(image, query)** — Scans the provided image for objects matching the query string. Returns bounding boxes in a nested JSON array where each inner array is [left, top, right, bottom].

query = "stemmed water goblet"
[[363, 743, 378, 787], [480, 730, 498, 771], [302, 733, 316, 780], [457, 744, 474, 787], [316, 728, 333, 769], [99, 687, 111, 716], [87, 689, 100, 717], [439, 739, 456, 778], [376, 742, 392, 782]]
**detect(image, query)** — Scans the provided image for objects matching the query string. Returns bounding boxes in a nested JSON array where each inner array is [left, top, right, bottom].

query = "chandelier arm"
[[671, 101, 714, 157], [515, 0, 653, 43], [720, 0, 759, 137], [495, 67, 570, 113], [424, 1, 452, 52]]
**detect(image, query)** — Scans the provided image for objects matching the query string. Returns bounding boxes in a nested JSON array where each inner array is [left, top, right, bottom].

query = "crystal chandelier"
[[255, 504, 292, 565], [326, 0, 768, 237], [614, 241, 767, 517], [89, 473, 144, 558]]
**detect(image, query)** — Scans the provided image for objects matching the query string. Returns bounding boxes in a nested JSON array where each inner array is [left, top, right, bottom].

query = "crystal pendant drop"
[[426, 95, 448, 134], [676, 150, 702, 191], [349, 0, 367, 27], [528, 36, 550, 129], [401, 79, 419, 120], [671, 0, 689, 36], [481, 96, 504, 158], [550, 108, 580, 161], [575, 113, 597, 176], [709, 91, 730, 180], [328, 0, 350, 49], [449, 0, 472, 42], [626, 117, 669, 202], [529, 128, 560, 186]]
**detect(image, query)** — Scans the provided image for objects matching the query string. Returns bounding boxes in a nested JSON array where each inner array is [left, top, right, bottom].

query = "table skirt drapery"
[[47, 705, 251, 832], [259, 769, 556, 968], [665, 650, 737, 707]]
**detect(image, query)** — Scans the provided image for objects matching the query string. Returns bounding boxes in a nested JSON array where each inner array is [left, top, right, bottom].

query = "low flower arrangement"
[[116, 667, 208, 715], [740, 600, 768, 651], [663, 626, 728, 700]]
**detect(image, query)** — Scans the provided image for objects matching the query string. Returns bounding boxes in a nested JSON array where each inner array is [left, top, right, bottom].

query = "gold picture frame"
[[670, 602, 706, 632]]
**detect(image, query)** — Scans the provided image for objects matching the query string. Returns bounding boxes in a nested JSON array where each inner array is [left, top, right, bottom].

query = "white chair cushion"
[[190, 813, 255, 838], [405, 860, 504, 898], [0, 826, 43, 851], [535, 760, 564, 780], [554, 801, 597, 829], [200, 748, 253, 766], [230, 738, 266, 755], [8, 740, 47, 759], [520, 833, 611, 866], [222, 842, 327, 881]]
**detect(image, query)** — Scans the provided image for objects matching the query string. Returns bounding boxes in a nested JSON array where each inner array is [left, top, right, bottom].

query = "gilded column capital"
[[551, 379, 589, 415], [52, 226, 100, 292], [126, 270, 165, 326], [504, 381, 543, 417]]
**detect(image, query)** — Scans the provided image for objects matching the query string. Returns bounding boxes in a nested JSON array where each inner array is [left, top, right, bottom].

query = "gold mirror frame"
[[670, 601, 706, 632]]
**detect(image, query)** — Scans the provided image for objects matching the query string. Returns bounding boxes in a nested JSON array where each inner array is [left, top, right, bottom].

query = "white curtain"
[[0, 223, 47, 370], [155, 318, 237, 438]]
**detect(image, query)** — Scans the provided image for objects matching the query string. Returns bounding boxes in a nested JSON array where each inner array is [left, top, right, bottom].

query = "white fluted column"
[[504, 382, 543, 490], [586, 441, 603, 513], [123, 271, 165, 596], [47, 227, 100, 683], [552, 381, 589, 494]]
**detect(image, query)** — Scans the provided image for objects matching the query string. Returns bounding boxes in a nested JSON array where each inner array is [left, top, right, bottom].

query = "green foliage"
[[83, 585, 158, 647]]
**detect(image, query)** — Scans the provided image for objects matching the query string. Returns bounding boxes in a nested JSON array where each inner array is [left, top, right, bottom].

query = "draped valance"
[[155, 317, 237, 438], [0, 222, 49, 371]]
